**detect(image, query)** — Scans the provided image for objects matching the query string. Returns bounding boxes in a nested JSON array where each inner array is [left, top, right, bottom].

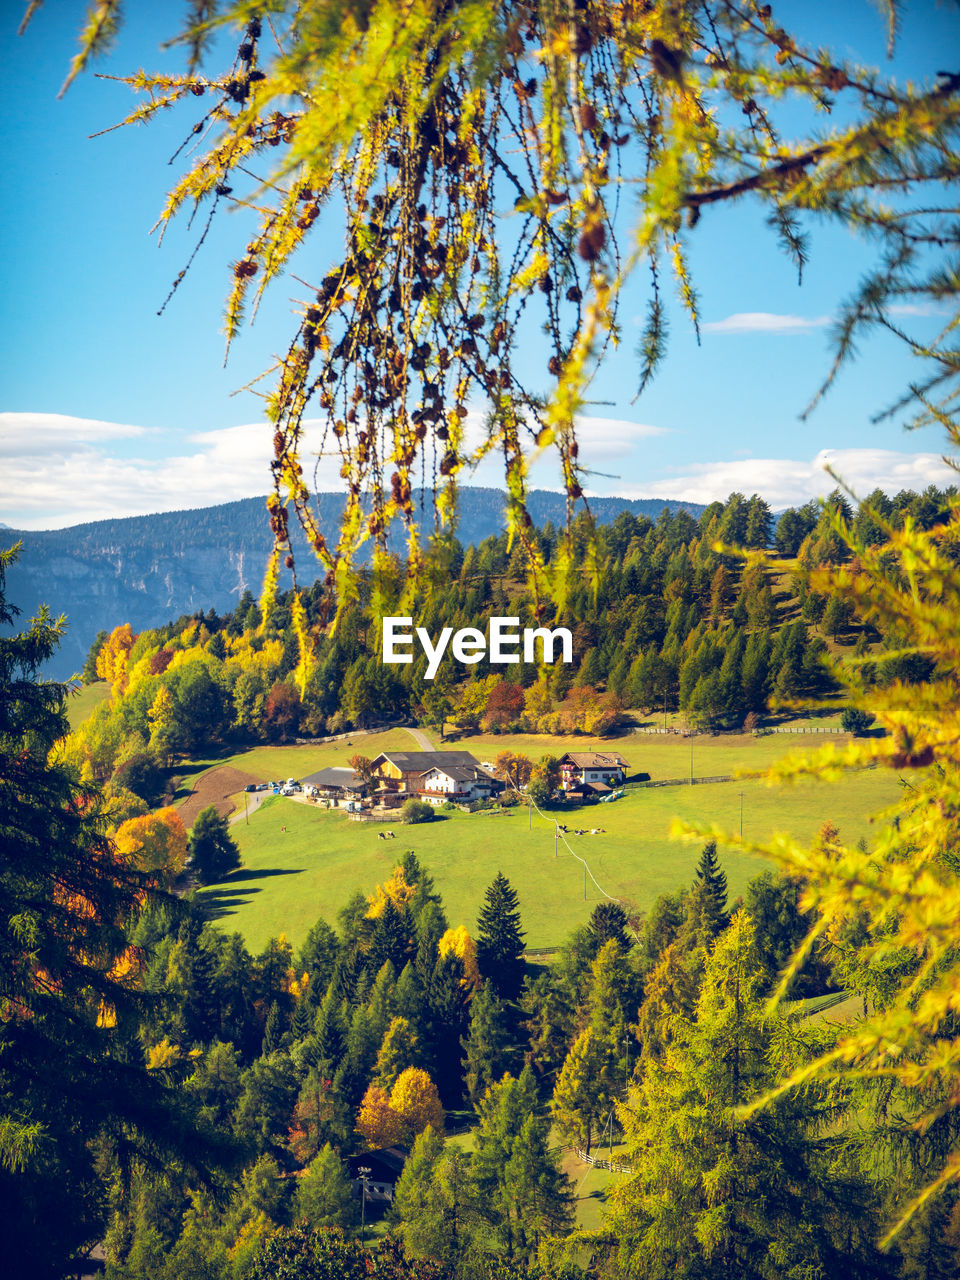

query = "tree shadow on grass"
[[197, 867, 303, 921]]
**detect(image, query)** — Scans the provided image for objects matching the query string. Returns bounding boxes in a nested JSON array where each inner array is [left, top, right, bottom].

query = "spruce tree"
[[427, 951, 472, 1107], [475, 872, 526, 1003], [0, 547, 213, 1274], [694, 840, 729, 930], [588, 901, 632, 951], [474, 1065, 573, 1260], [368, 897, 412, 974], [188, 805, 241, 884], [462, 979, 517, 1107]]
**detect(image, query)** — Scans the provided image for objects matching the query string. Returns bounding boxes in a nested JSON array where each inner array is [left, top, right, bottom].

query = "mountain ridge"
[[3, 487, 705, 677]]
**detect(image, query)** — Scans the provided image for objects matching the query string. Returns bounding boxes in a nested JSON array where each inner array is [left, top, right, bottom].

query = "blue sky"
[[1, 1, 958, 529]]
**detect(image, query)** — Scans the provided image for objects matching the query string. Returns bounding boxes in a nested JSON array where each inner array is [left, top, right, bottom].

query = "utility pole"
[[243, 790, 249, 825], [528, 797, 532, 830], [555, 822, 558, 857], [358, 1166, 371, 1244], [690, 740, 694, 784], [583, 862, 587, 900], [739, 791, 744, 840]]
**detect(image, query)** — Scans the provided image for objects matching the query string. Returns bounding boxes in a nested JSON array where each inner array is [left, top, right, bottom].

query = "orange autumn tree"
[[356, 1084, 404, 1150], [366, 865, 417, 920], [357, 1067, 444, 1149], [391, 1067, 445, 1143], [114, 807, 188, 885]]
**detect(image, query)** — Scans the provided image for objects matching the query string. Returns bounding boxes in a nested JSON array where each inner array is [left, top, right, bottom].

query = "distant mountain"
[[3, 488, 704, 678]]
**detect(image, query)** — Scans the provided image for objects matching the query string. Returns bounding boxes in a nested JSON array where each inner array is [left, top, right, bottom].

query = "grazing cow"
[[377, 831, 386, 840]]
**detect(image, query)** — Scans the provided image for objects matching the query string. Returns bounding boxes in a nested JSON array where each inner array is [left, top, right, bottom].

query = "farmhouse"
[[345, 1147, 406, 1206], [418, 761, 502, 805], [301, 766, 366, 805], [369, 750, 504, 804], [558, 751, 629, 796]]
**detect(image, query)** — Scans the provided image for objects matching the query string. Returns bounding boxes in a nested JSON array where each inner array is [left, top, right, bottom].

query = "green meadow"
[[171, 728, 421, 798], [65, 680, 110, 730], [201, 729, 901, 952]]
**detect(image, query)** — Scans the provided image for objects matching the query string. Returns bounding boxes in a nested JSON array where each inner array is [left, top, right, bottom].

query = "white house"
[[417, 761, 503, 805]]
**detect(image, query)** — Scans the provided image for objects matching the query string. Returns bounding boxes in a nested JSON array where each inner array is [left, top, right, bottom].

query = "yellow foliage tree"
[[681, 496, 960, 1237], [366, 865, 416, 920], [95, 623, 135, 696], [390, 1067, 444, 1144], [147, 684, 178, 766], [114, 807, 188, 885], [438, 925, 481, 991], [356, 1083, 403, 1149]]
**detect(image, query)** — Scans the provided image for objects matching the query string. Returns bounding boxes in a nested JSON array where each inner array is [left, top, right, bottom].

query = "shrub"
[[401, 799, 434, 825], [112, 751, 165, 807], [841, 707, 873, 736]]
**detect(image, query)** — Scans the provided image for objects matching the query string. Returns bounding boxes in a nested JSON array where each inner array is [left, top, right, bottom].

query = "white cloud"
[[3, 410, 953, 529], [886, 303, 947, 319], [702, 311, 831, 335], [617, 448, 958, 509], [0, 411, 152, 456], [1, 411, 668, 528]]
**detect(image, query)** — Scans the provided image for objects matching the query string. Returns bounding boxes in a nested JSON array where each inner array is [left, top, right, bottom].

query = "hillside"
[[4, 488, 703, 678]]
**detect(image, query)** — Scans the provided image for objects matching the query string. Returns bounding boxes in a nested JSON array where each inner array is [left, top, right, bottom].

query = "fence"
[[573, 1147, 633, 1174], [294, 721, 406, 745], [768, 724, 843, 734], [635, 774, 733, 788]]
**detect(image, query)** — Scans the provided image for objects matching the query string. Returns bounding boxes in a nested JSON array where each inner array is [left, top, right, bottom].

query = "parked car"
[[244, 784, 257, 792]]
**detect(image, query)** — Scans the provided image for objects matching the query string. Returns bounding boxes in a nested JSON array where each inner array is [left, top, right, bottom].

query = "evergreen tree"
[[475, 872, 526, 1002], [588, 902, 632, 951], [393, 1126, 481, 1272], [368, 896, 413, 973], [262, 999, 285, 1055], [295, 919, 340, 1008], [606, 913, 886, 1279], [188, 805, 241, 884], [694, 840, 728, 929], [294, 1145, 359, 1232], [462, 979, 517, 1107], [427, 951, 472, 1107], [474, 1065, 573, 1261]]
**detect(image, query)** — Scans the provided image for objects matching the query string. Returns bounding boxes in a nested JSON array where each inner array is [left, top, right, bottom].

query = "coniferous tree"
[[475, 872, 526, 1003], [462, 979, 517, 1107], [606, 913, 886, 1279], [294, 1145, 359, 1232], [427, 951, 472, 1107], [188, 805, 241, 884], [588, 902, 632, 951], [694, 840, 729, 930], [474, 1065, 573, 1261], [262, 1000, 285, 1055]]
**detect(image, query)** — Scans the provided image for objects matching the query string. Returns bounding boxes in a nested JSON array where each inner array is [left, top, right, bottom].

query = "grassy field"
[[171, 728, 424, 804], [65, 680, 110, 730], [444, 727, 846, 778], [201, 728, 902, 953]]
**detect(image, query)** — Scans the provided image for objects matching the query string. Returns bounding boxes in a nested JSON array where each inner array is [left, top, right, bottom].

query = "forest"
[[9, 540, 959, 1276], [66, 484, 955, 830], [4, 472, 960, 1277], [6, 0, 960, 1273]]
